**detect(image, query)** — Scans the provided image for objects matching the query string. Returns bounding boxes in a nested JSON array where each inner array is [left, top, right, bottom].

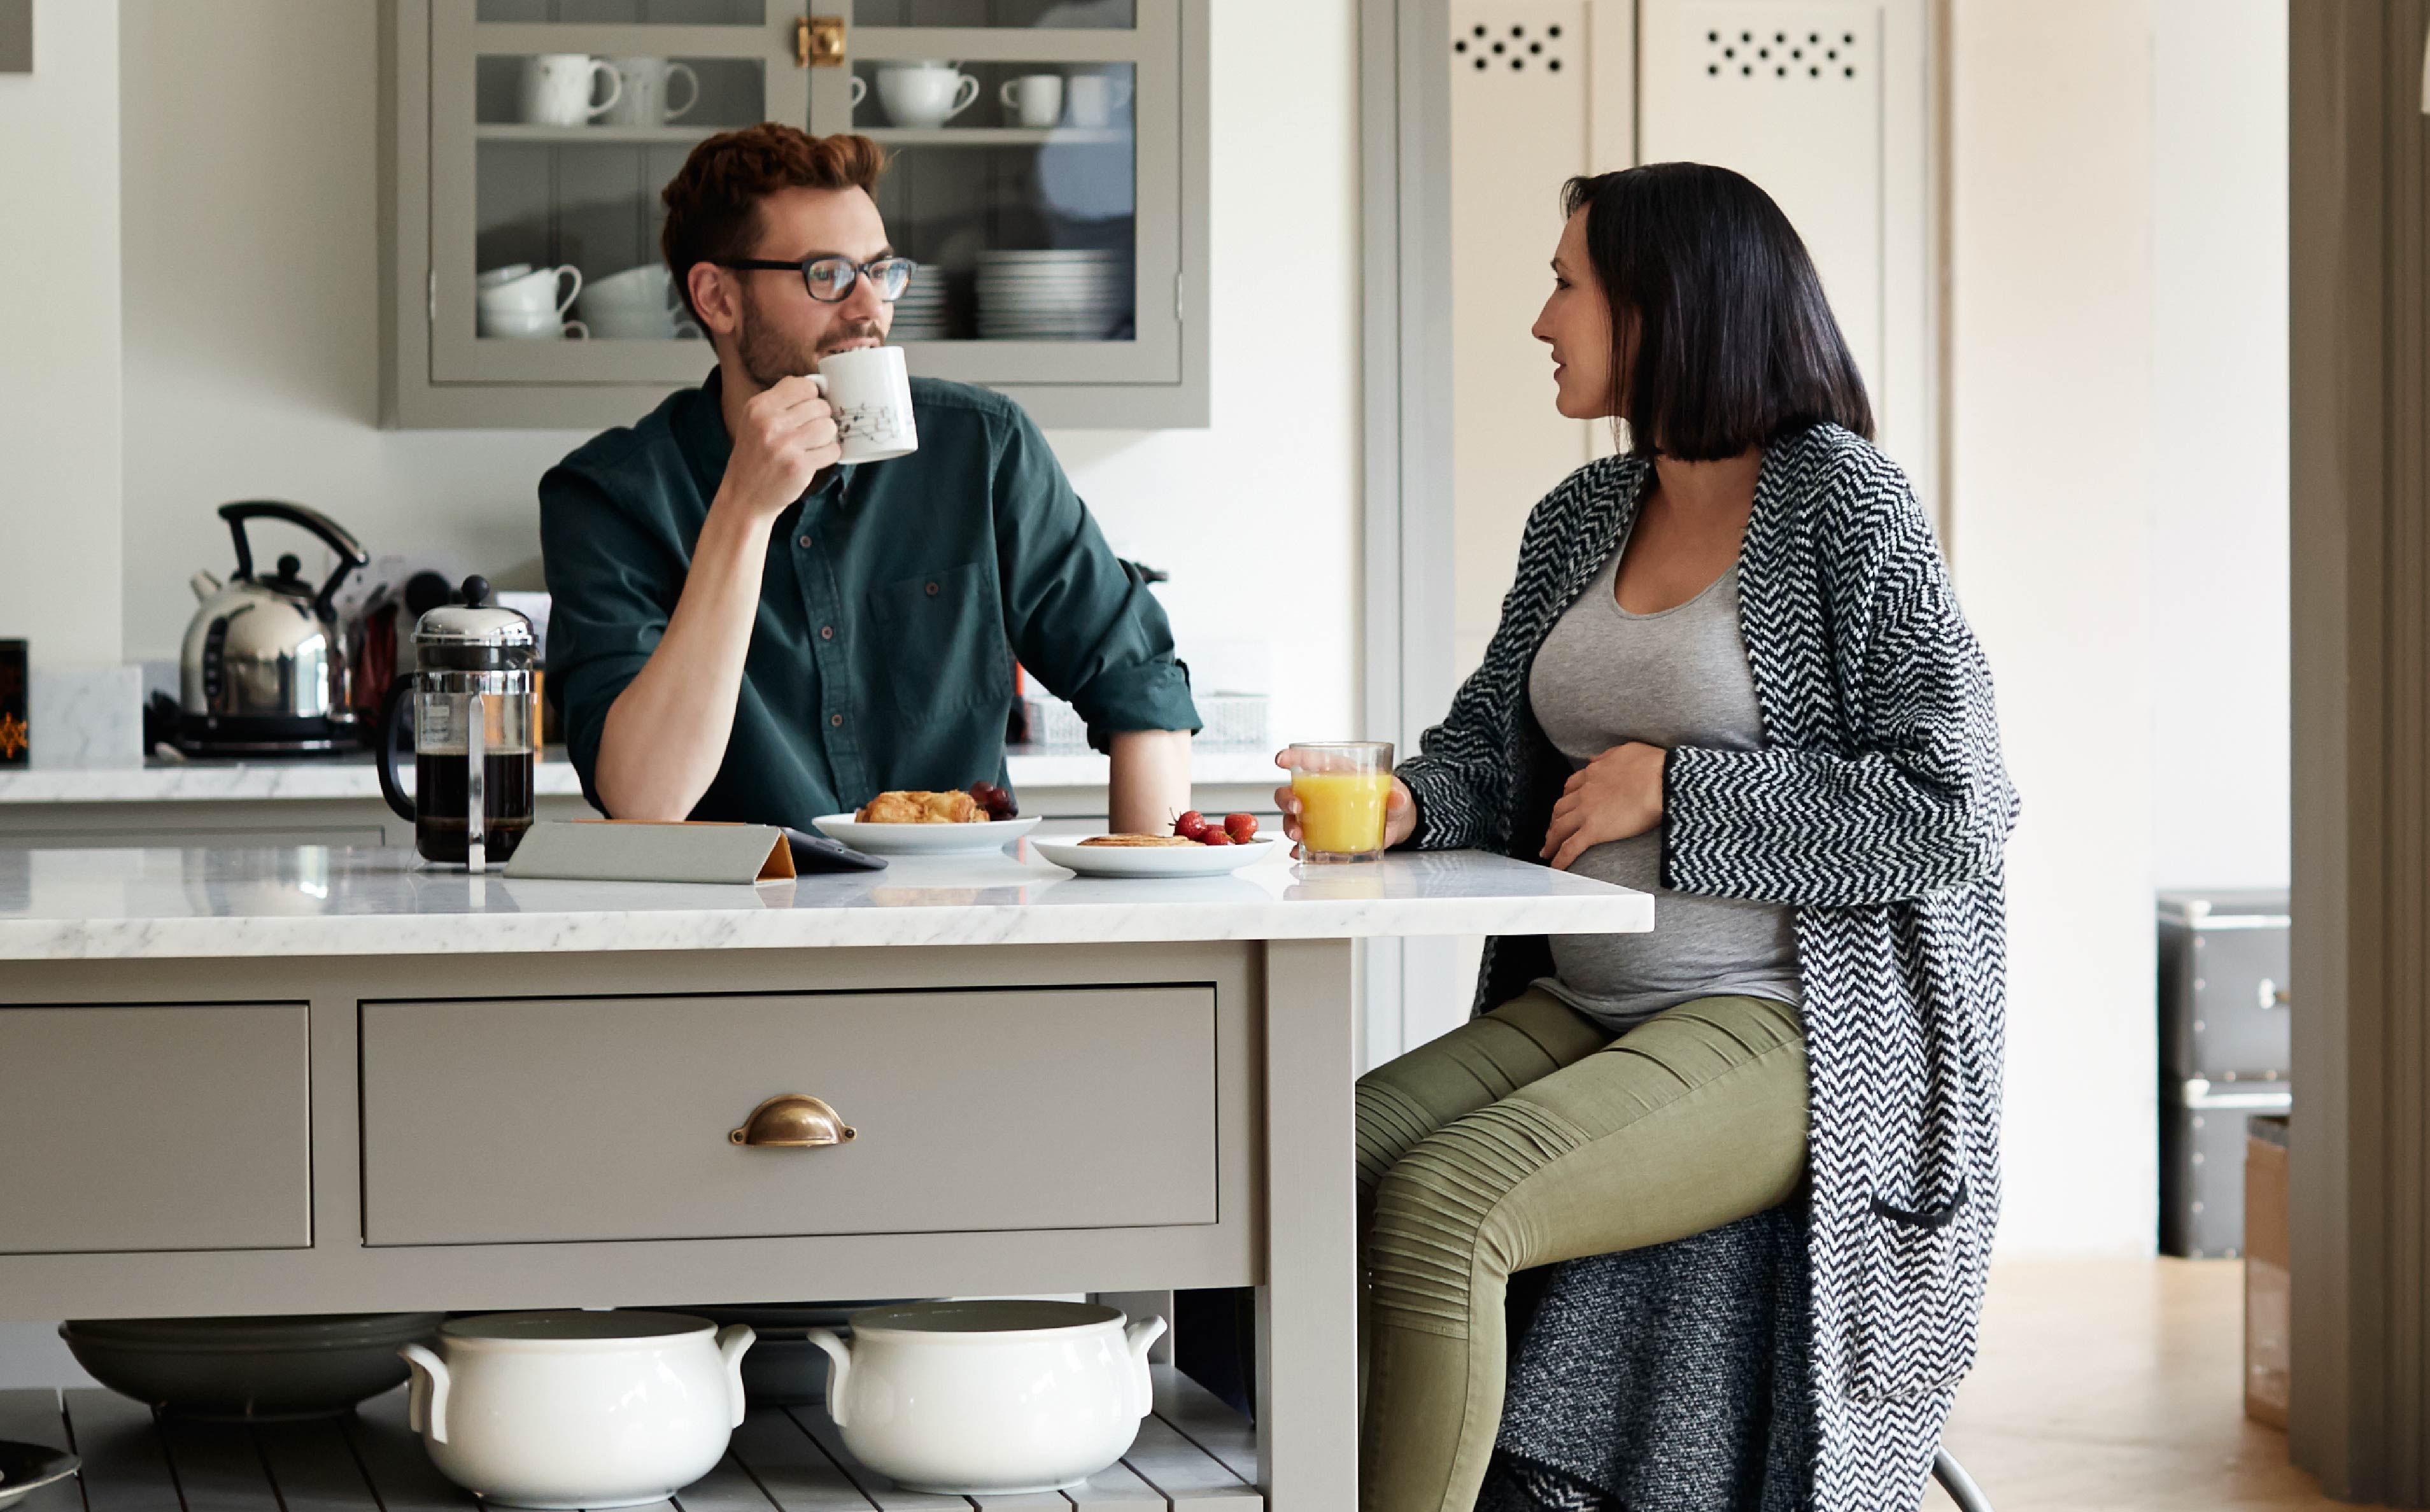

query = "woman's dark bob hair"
[[1562, 162, 1872, 461]]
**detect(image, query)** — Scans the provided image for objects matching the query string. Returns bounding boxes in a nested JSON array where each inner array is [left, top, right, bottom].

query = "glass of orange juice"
[[1289, 741, 1395, 863]]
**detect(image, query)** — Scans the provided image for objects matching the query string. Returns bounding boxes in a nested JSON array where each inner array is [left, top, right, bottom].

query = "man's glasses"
[[715, 255, 916, 304]]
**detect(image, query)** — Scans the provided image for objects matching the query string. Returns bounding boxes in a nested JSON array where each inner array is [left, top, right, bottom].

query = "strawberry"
[[1224, 813, 1259, 842]]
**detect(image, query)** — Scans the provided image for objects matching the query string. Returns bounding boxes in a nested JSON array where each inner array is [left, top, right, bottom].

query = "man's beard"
[[735, 283, 884, 392]]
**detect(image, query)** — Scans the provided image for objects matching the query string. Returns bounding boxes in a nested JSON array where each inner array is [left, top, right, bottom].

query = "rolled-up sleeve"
[[990, 409, 1199, 748], [538, 462, 680, 808]]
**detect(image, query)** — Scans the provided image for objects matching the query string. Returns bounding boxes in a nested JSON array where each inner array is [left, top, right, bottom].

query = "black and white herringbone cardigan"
[[1397, 422, 2017, 1512]]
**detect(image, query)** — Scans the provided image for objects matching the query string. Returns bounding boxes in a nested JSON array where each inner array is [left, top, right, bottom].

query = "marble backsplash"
[[28, 665, 144, 770]]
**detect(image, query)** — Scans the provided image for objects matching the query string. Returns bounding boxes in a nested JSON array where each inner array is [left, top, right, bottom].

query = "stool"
[[1934, 1448, 1993, 1511]]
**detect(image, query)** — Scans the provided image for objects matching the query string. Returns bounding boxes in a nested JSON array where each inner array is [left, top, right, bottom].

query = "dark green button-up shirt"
[[539, 369, 1199, 826]]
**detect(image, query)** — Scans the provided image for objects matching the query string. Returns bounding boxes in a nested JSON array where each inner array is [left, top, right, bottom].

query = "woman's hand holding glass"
[[1541, 742, 1667, 870], [1273, 747, 1418, 853]]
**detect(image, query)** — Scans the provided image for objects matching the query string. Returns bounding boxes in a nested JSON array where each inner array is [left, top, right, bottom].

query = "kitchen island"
[[0, 843, 1651, 1510]]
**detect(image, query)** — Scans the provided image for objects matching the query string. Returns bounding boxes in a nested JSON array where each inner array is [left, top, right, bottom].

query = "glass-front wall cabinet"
[[386, 1, 1203, 428]]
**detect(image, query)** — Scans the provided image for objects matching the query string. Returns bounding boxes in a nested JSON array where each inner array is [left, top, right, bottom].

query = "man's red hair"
[[660, 124, 888, 321]]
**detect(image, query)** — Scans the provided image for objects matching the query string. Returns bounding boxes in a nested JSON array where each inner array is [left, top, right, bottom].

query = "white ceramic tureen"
[[806, 1299, 1167, 1494], [397, 1310, 753, 1509]]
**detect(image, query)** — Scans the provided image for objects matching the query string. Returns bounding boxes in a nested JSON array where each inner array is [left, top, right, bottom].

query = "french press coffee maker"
[[376, 576, 537, 869]]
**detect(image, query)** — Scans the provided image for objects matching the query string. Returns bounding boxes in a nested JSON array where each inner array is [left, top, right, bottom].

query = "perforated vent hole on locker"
[[1701, 23, 1861, 79], [1454, 17, 1566, 71]]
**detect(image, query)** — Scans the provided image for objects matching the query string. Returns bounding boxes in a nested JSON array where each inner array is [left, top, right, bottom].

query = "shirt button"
[[924, 581, 940, 596], [830, 714, 845, 728], [798, 533, 814, 549], [819, 626, 835, 640]]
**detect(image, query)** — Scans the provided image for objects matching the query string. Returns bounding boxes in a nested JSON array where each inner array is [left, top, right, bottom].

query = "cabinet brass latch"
[[798, 16, 845, 68]]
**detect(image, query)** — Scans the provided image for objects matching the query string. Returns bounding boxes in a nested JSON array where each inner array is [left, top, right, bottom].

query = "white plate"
[[810, 812, 1042, 854], [1030, 831, 1287, 879]]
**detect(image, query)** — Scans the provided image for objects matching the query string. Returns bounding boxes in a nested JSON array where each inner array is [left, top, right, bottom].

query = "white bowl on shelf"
[[397, 1311, 752, 1511], [805, 1301, 1164, 1495]]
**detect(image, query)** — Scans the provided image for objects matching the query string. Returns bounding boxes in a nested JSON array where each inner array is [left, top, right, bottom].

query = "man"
[[540, 124, 1197, 831]]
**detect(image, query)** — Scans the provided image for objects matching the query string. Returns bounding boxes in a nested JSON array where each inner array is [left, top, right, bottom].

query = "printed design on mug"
[[0, 712, 25, 760], [836, 400, 908, 444]]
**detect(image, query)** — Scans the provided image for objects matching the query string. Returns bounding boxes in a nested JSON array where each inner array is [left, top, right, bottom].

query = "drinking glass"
[[1288, 741, 1395, 863]]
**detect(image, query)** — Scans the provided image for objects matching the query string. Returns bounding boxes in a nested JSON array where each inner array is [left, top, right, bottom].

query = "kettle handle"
[[376, 681, 415, 824], [218, 500, 371, 616]]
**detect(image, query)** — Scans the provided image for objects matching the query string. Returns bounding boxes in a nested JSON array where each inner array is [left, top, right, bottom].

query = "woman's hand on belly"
[[1542, 742, 1667, 870]]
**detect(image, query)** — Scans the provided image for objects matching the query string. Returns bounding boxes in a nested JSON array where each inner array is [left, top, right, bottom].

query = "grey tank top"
[[1524, 542, 1804, 1034]]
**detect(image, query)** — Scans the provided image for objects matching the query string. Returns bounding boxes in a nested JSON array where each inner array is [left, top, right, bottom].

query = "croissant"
[[856, 789, 985, 824]]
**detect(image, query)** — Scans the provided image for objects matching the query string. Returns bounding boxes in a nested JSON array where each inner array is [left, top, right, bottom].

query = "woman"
[[1277, 164, 2016, 1512]]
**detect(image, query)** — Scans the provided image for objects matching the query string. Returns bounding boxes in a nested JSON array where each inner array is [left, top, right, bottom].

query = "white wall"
[[116, 1, 604, 665], [0, 0, 122, 671], [1950, 0, 2158, 1255], [2148, 0, 2289, 893], [1039, 0, 1360, 740], [113, 0, 1359, 746]]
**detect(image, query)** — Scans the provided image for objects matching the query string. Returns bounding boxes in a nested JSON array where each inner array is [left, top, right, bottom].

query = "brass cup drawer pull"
[[730, 1093, 858, 1147]]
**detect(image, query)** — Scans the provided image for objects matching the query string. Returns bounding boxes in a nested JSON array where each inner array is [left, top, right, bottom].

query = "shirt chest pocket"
[[868, 562, 1014, 721]]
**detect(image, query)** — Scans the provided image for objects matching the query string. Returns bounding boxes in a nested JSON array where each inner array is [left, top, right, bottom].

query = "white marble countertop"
[[0, 747, 1281, 805], [0, 844, 1653, 961]]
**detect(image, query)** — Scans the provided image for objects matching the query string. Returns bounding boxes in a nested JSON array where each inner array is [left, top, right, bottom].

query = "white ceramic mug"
[[877, 62, 980, 128], [581, 264, 698, 339], [1064, 71, 1131, 129], [476, 262, 535, 290], [481, 310, 589, 340], [519, 53, 622, 127], [1000, 74, 1063, 129], [813, 344, 919, 463], [478, 264, 582, 318], [600, 56, 698, 127]]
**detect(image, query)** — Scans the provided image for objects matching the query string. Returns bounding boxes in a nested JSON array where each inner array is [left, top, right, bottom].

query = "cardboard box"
[[2245, 1114, 2290, 1428]]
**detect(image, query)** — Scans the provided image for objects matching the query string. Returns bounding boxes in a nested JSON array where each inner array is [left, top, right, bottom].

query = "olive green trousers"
[[1354, 989, 1811, 1512]]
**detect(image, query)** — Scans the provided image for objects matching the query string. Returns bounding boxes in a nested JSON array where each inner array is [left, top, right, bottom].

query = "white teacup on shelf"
[[1000, 74, 1063, 129], [600, 56, 699, 127], [481, 309, 589, 341], [519, 53, 622, 127], [477, 264, 582, 320], [1064, 71, 1131, 129], [476, 262, 536, 290], [876, 62, 979, 129], [581, 263, 696, 339]]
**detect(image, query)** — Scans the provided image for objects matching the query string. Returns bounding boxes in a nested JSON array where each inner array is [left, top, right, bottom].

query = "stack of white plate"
[[976, 250, 1132, 341], [888, 262, 949, 341]]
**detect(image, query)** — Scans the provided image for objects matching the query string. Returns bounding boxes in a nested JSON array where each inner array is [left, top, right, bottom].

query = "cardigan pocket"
[[1847, 1172, 1989, 1401]]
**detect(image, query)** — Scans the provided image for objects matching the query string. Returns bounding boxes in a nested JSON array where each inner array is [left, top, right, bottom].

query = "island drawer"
[[359, 987, 1220, 1247], [0, 1003, 311, 1254]]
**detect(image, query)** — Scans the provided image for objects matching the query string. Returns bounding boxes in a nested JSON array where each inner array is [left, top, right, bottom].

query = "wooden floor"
[[1925, 1258, 2368, 1511], [0, 1366, 1259, 1512]]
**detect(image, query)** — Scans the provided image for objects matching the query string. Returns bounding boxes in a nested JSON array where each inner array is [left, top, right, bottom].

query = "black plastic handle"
[[375, 681, 416, 824], [218, 500, 371, 618]]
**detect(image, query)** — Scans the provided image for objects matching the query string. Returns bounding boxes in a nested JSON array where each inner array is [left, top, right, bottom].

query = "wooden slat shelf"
[[0, 1369, 1259, 1512]]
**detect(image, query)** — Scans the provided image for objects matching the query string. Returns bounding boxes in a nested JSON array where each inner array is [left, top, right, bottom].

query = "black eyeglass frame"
[[714, 255, 916, 303]]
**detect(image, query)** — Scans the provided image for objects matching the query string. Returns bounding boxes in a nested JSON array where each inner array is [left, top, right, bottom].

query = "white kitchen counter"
[[0, 842, 1649, 961], [0, 747, 1282, 805]]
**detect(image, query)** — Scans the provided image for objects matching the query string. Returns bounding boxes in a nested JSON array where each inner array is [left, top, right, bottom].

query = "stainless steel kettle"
[[178, 500, 371, 756]]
